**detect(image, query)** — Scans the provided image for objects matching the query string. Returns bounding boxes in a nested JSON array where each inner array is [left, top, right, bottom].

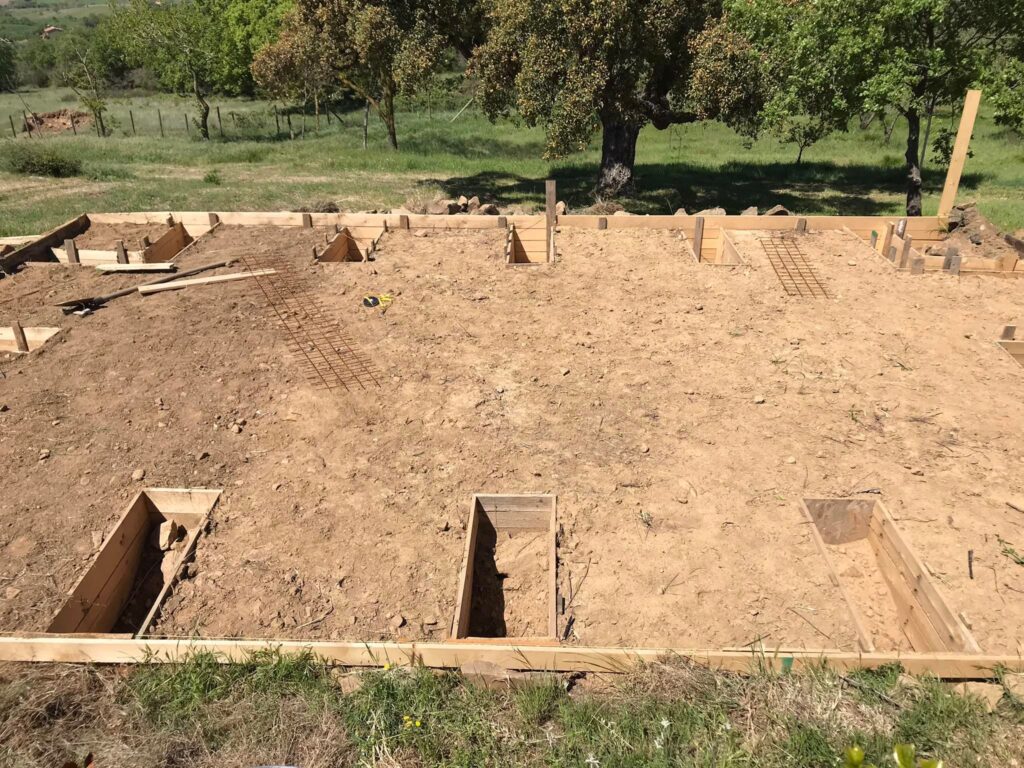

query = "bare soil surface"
[[1, 222, 1023, 655], [74, 222, 175, 251]]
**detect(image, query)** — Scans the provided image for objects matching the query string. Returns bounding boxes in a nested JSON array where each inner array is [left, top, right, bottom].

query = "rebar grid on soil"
[[237, 251, 380, 391], [758, 235, 831, 299]]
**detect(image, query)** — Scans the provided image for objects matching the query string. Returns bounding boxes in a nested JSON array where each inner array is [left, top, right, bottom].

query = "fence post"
[[22, 111, 31, 138], [9, 114, 15, 138], [129, 109, 136, 135], [94, 112, 101, 138], [216, 106, 223, 138], [158, 108, 164, 138], [286, 112, 293, 139], [274, 105, 281, 138], [70, 112, 76, 135], [184, 113, 190, 136]]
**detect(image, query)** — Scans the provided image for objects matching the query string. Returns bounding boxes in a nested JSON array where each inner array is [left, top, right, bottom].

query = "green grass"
[[1, 654, 1021, 768], [1, 86, 1022, 238]]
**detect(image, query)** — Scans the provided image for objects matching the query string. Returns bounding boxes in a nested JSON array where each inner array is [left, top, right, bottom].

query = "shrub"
[[202, 168, 222, 185], [3, 142, 82, 177]]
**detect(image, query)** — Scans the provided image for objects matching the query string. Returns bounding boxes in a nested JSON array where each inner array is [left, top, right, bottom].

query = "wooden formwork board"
[[801, 498, 978, 654], [320, 227, 368, 262], [452, 494, 558, 640], [505, 217, 550, 264], [999, 339, 1024, 367], [0, 636, 1018, 679], [851, 222, 1018, 275], [46, 489, 221, 637], [0, 325, 60, 353], [0, 214, 89, 273]]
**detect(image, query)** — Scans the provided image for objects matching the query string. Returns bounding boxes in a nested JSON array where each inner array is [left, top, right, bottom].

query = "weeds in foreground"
[[3, 141, 82, 177], [1, 654, 1020, 768]]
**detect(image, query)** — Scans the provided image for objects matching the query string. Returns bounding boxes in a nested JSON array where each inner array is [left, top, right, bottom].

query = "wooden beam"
[[115, 240, 129, 265], [0, 214, 90, 274], [938, 90, 982, 218], [64, 239, 79, 266], [96, 263, 177, 273], [693, 217, 705, 263], [545, 180, 556, 264], [11, 320, 28, 353], [137, 269, 275, 295], [0, 637, 1017, 679], [1001, 325, 1016, 341]]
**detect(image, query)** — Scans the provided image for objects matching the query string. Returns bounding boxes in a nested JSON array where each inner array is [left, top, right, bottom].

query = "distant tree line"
[[1, 0, 1022, 214]]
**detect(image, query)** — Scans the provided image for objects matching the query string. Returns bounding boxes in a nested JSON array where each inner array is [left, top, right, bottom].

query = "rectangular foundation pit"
[[47, 488, 221, 636], [801, 497, 978, 653], [452, 494, 557, 641]]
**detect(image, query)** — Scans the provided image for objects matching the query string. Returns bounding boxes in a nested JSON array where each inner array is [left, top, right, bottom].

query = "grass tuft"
[[3, 141, 82, 177]]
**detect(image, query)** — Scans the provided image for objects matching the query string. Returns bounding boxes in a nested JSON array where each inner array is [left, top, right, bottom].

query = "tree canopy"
[[111, 0, 250, 139], [296, 0, 448, 149], [692, 0, 1024, 214], [472, 0, 722, 195]]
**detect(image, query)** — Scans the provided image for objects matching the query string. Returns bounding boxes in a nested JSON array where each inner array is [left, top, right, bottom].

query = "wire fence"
[[2, 101, 356, 141]]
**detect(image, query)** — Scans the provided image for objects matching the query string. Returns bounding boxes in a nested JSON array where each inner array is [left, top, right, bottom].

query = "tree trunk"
[[596, 118, 641, 197], [904, 107, 922, 216], [362, 100, 369, 149], [192, 73, 210, 140], [381, 92, 398, 150]]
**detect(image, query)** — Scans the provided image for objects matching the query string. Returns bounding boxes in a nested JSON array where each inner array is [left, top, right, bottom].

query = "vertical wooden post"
[[208, 212, 220, 227], [869, 231, 878, 248], [895, 218, 907, 239], [94, 113, 102, 138], [70, 112, 76, 135], [947, 254, 962, 275], [1000, 325, 1016, 341], [545, 179, 556, 264], [8, 114, 16, 138], [881, 223, 894, 256], [302, 213, 313, 228], [795, 217, 808, 234], [274, 105, 281, 138], [166, 215, 175, 228], [286, 113, 293, 139], [184, 114, 190, 136], [899, 235, 913, 268], [129, 109, 136, 135], [597, 217, 607, 230], [692, 217, 705, 262], [938, 89, 983, 219], [64, 239, 79, 265], [11, 321, 28, 353], [115, 240, 129, 265], [887, 245, 897, 262], [910, 257, 925, 275], [23, 111, 31, 138], [400, 215, 410, 230], [216, 106, 224, 138], [158, 108, 164, 138]]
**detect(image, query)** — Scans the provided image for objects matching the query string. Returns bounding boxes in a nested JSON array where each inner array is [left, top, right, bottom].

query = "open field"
[[0, 0, 114, 41], [2, 88, 1023, 238]]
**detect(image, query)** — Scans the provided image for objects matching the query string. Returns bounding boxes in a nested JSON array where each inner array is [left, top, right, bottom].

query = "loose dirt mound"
[[940, 202, 1021, 265], [23, 109, 92, 136]]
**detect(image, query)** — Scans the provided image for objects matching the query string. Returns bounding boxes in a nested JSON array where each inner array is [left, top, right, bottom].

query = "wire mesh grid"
[[237, 251, 381, 391], [758, 235, 831, 299]]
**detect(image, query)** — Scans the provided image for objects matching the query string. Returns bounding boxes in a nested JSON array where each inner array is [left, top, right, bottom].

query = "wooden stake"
[[900, 234, 913, 268], [910, 257, 925, 275], [8, 114, 15, 138], [881, 222, 894, 256], [496, 216, 507, 229], [795, 217, 808, 233], [70, 112, 76, 135], [216, 106, 224, 138], [545, 180, 556, 263], [115, 240, 129, 265], [11, 321, 28, 353], [938, 90, 983, 218], [693, 216, 705, 262], [64, 238, 79, 265], [208, 212, 220, 227], [896, 218, 908, 239], [869, 231, 878, 248], [302, 213, 313, 228], [399, 215, 410, 230], [184, 114, 190, 136], [129, 109, 136, 135], [274, 105, 281, 138], [157, 108, 164, 138], [597, 217, 607, 230], [1001, 326, 1016, 341], [947, 254, 961, 275], [22, 111, 31, 138]]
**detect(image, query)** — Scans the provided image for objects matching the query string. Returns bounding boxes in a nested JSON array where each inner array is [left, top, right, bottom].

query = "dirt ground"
[[73, 222, 173, 251], [1, 220, 1023, 654]]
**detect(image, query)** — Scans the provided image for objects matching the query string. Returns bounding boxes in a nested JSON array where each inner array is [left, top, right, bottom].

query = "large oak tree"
[[472, 0, 722, 196], [692, 0, 1024, 216]]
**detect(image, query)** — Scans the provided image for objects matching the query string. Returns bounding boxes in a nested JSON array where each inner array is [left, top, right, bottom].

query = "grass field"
[[0, 0, 114, 42], [2, 87, 1022, 237], [2, 653, 1022, 767]]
